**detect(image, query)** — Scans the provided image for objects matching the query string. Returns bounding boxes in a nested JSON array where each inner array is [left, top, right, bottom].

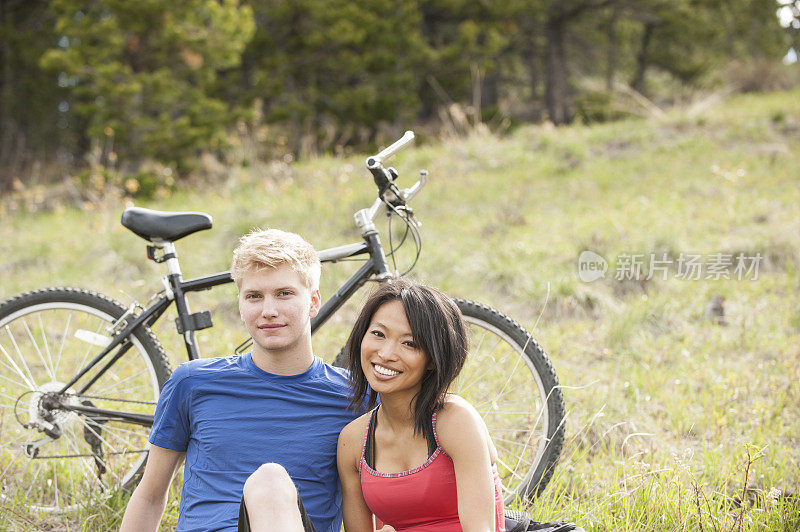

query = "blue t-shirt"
[[149, 353, 359, 532]]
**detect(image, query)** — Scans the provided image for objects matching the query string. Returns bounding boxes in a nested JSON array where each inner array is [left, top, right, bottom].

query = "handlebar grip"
[[366, 130, 415, 167]]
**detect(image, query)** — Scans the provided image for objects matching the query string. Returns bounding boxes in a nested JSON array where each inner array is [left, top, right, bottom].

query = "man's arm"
[[120, 444, 185, 532]]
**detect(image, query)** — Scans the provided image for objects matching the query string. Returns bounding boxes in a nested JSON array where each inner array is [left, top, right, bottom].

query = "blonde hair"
[[230, 229, 321, 290]]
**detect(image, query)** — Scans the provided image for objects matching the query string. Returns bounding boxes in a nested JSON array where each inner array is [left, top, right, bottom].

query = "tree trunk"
[[470, 62, 482, 124], [606, 6, 618, 92], [0, 0, 14, 191], [518, 13, 543, 121], [632, 21, 655, 96], [545, 10, 570, 124], [483, 69, 499, 111]]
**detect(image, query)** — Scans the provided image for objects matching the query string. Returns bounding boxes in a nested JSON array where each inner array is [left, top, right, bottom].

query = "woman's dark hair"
[[345, 279, 468, 435]]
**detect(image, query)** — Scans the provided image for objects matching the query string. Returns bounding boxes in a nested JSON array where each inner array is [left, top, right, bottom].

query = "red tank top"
[[359, 408, 505, 531]]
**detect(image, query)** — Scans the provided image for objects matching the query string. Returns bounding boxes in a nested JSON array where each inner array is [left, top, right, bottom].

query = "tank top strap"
[[430, 408, 442, 453], [361, 407, 379, 467]]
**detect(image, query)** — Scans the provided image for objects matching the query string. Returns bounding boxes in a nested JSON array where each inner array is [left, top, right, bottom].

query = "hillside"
[[1, 89, 799, 530]]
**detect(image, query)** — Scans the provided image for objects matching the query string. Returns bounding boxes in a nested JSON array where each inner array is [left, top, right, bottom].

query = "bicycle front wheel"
[[0, 288, 171, 512], [452, 299, 565, 504]]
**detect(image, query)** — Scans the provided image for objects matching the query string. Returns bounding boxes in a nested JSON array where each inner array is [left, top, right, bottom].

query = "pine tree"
[[0, 0, 69, 190], [41, 0, 255, 174], [235, 0, 427, 156]]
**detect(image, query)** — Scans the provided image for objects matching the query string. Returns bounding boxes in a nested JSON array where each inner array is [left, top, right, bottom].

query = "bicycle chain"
[[31, 449, 147, 460], [72, 394, 156, 406], [24, 394, 155, 460]]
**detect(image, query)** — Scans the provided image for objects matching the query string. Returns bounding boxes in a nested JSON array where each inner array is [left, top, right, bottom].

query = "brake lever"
[[392, 205, 422, 228], [381, 182, 405, 207], [407, 209, 422, 228], [400, 170, 428, 202]]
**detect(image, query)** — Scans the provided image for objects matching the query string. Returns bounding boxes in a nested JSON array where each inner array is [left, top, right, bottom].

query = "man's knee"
[[243, 463, 296, 505]]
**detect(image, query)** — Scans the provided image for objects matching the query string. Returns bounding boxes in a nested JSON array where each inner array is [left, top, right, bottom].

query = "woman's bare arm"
[[437, 397, 497, 532], [338, 418, 377, 532]]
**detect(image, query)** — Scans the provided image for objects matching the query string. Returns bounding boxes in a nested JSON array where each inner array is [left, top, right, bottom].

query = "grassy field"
[[1, 89, 799, 530]]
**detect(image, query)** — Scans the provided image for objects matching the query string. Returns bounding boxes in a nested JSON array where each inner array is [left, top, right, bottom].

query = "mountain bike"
[[0, 131, 565, 513]]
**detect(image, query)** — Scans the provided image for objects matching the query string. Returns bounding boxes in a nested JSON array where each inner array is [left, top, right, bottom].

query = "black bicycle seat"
[[121, 207, 213, 242]]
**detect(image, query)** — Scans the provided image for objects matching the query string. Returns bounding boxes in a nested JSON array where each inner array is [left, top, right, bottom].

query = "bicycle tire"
[[452, 299, 564, 504], [0, 287, 171, 512], [332, 298, 565, 503]]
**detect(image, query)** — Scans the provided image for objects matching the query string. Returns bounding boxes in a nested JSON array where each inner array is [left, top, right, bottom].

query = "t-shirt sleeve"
[[149, 362, 193, 451]]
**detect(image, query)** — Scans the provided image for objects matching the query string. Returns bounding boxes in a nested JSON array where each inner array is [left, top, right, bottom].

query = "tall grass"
[[1, 89, 799, 530]]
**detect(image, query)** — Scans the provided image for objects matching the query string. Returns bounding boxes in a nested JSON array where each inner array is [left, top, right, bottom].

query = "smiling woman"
[[337, 280, 505, 532], [359, 300, 434, 401]]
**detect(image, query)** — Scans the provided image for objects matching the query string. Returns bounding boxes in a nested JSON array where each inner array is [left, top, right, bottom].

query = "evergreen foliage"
[[0, 0, 795, 187], [39, 0, 254, 173], [236, 0, 426, 155], [0, 1, 71, 189]]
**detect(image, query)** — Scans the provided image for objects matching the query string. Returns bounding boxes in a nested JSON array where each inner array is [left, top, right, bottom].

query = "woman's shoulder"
[[436, 395, 492, 458], [337, 410, 373, 469], [339, 410, 372, 444], [438, 394, 480, 420], [436, 395, 486, 436]]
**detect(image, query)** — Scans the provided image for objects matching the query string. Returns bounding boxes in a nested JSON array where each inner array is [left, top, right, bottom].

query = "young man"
[[120, 229, 360, 532]]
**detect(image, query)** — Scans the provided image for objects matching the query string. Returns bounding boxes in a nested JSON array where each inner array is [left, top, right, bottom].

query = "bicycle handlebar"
[[365, 131, 416, 201], [366, 130, 414, 168], [357, 130, 426, 229]]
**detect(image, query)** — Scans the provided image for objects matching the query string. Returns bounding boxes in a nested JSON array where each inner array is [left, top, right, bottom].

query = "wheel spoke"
[[0, 450, 23, 480], [0, 292, 166, 511], [24, 461, 44, 499], [0, 429, 33, 449], [484, 426, 542, 433], [52, 460, 60, 509], [101, 422, 150, 440], [458, 341, 519, 392], [74, 416, 140, 486], [475, 381, 541, 411], [0, 341, 37, 390], [90, 369, 150, 397], [9, 320, 39, 383], [75, 416, 122, 456], [454, 301, 564, 503], [490, 434, 539, 447], [457, 327, 488, 386], [54, 311, 72, 376], [493, 353, 523, 399], [83, 418, 143, 453], [36, 314, 58, 382], [63, 432, 106, 488], [68, 453, 76, 506], [0, 390, 24, 403], [493, 439, 531, 458], [73, 318, 108, 388], [495, 455, 526, 482], [0, 371, 28, 390]]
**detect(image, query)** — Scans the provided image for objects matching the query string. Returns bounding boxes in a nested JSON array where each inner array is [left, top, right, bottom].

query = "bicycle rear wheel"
[[452, 299, 564, 504], [0, 288, 171, 512]]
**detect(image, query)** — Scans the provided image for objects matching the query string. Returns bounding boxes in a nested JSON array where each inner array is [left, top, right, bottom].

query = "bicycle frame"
[[47, 131, 419, 431], [52, 221, 394, 427]]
